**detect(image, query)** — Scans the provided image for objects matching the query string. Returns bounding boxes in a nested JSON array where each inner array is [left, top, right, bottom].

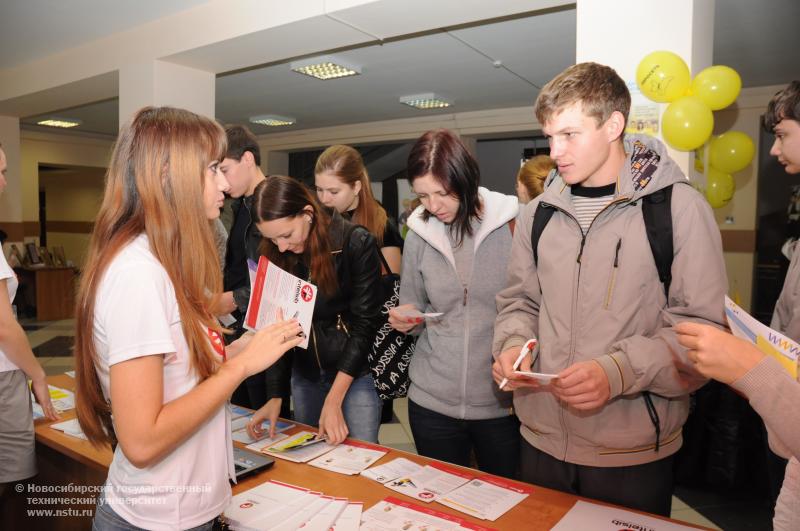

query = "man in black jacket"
[[219, 125, 271, 409]]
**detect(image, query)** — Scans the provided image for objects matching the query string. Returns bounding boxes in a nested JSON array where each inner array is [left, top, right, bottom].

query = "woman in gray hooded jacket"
[[388, 129, 520, 478]]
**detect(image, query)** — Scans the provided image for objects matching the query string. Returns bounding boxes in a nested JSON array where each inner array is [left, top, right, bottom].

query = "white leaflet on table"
[[49, 418, 88, 440], [244, 256, 316, 349], [330, 502, 362, 531], [223, 480, 309, 531], [438, 475, 533, 521], [384, 463, 473, 503], [64, 370, 75, 378], [360, 497, 489, 530], [302, 497, 348, 531], [361, 457, 424, 484], [308, 439, 388, 475], [551, 500, 699, 531], [270, 493, 330, 531]]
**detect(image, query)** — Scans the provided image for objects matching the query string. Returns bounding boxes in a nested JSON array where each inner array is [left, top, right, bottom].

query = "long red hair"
[[252, 176, 338, 296], [74, 106, 226, 446]]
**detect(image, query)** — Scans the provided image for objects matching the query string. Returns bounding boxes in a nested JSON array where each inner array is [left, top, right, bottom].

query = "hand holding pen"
[[493, 339, 539, 391]]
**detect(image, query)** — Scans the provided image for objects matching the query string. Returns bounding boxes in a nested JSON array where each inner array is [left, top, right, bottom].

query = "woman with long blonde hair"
[[74, 107, 301, 530]]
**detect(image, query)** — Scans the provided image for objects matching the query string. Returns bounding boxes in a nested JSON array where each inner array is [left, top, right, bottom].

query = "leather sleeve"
[[336, 227, 382, 377]]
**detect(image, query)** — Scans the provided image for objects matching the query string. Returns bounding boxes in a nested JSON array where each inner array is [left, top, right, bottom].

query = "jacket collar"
[[407, 187, 518, 269], [539, 133, 688, 214]]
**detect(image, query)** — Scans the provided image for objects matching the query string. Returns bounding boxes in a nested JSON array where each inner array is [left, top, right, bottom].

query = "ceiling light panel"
[[249, 114, 296, 127], [399, 93, 453, 110], [290, 56, 361, 80], [37, 118, 82, 128]]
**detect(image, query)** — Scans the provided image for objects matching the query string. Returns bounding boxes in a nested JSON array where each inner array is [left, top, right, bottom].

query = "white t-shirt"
[[93, 234, 234, 530], [0, 250, 20, 372]]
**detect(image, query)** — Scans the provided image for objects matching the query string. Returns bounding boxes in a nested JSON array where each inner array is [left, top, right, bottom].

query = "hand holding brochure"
[[244, 256, 316, 349], [725, 295, 799, 377]]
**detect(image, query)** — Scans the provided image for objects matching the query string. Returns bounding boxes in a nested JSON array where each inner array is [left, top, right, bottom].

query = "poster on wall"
[[625, 81, 660, 137], [396, 179, 416, 238]]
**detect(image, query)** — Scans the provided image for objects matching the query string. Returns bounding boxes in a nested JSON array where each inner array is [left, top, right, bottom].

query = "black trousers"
[[520, 439, 674, 516], [408, 400, 520, 480]]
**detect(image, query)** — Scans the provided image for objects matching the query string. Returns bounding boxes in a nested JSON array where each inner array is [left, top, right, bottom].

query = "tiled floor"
[[28, 318, 767, 530]]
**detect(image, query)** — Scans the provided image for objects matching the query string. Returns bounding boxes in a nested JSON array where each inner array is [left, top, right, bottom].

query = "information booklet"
[[360, 497, 496, 531], [309, 439, 389, 475], [384, 462, 474, 503], [244, 256, 316, 349], [330, 502, 362, 531], [261, 430, 336, 463], [224, 480, 310, 530], [725, 295, 799, 377], [438, 475, 533, 521], [361, 457, 424, 484], [552, 500, 699, 530]]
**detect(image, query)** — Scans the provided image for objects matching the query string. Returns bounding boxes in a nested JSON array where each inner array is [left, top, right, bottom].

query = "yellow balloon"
[[709, 131, 755, 173], [662, 96, 714, 151], [705, 167, 735, 208], [636, 51, 691, 103], [691, 66, 742, 111], [694, 144, 706, 173]]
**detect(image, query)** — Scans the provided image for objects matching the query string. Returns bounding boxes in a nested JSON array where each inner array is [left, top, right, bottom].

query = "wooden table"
[[22, 375, 709, 530], [14, 267, 77, 321]]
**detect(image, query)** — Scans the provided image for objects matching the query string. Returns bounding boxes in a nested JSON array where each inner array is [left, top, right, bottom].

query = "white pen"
[[499, 339, 538, 390]]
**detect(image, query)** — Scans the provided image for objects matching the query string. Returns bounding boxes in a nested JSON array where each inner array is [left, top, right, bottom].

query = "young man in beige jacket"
[[492, 62, 728, 516]]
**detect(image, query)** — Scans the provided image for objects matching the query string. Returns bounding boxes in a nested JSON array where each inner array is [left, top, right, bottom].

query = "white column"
[[118, 60, 215, 128], [0, 116, 22, 235], [576, 0, 715, 174]]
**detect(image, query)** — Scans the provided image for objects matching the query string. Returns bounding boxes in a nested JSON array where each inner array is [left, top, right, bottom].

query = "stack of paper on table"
[[361, 457, 423, 484], [360, 497, 496, 531], [552, 500, 698, 530], [49, 418, 87, 440], [224, 480, 361, 531], [308, 439, 388, 475], [32, 385, 75, 419], [438, 475, 533, 521], [260, 430, 336, 463], [384, 462, 474, 503]]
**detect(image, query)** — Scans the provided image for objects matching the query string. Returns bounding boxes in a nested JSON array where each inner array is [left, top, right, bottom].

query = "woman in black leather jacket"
[[246, 175, 383, 444]]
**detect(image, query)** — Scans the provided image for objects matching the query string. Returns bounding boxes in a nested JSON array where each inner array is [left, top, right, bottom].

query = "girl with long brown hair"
[[74, 107, 301, 530], [314, 144, 403, 273], [245, 175, 383, 444]]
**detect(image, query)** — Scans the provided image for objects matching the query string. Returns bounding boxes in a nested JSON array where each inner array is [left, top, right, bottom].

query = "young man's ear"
[[605, 111, 626, 142], [241, 150, 255, 167]]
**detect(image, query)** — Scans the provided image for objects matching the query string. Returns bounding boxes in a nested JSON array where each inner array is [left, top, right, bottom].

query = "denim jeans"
[[92, 495, 215, 531], [291, 369, 382, 442], [408, 400, 521, 480]]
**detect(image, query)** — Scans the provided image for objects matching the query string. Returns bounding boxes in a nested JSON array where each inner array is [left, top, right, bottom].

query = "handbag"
[[367, 251, 417, 400]]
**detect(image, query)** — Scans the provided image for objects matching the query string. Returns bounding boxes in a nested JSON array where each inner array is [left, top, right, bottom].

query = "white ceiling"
[[11, 0, 800, 138]]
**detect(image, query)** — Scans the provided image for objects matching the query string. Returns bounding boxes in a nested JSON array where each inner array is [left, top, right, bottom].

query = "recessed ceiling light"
[[37, 118, 82, 128], [249, 114, 296, 127], [399, 93, 453, 110], [290, 56, 361, 80]]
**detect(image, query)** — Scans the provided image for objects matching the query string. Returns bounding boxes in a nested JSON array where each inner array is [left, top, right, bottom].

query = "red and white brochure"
[[384, 462, 474, 503], [244, 256, 316, 349], [309, 439, 390, 475], [223, 480, 309, 530], [302, 496, 349, 531], [360, 496, 497, 531], [438, 475, 534, 521], [552, 500, 699, 531]]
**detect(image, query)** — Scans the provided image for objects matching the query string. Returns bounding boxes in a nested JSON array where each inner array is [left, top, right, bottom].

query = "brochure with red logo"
[[244, 255, 316, 349], [384, 462, 474, 503], [223, 480, 310, 530], [360, 497, 497, 531], [309, 439, 390, 475], [552, 500, 700, 530], [438, 475, 534, 521]]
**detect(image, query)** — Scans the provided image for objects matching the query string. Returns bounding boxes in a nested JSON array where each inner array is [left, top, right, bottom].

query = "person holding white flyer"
[[247, 175, 383, 444], [388, 129, 520, 479], [674, 81, 800, 531]]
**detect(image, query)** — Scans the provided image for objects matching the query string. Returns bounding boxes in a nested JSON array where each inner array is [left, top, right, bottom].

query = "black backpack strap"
[[640, 184, 675, 453], [530, 203, 556, 266], [641, 184, 674, 299]]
